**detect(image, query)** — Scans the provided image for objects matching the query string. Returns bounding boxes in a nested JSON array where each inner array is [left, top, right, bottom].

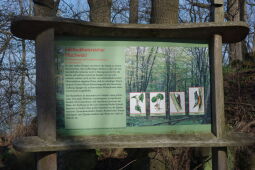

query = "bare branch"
[[247, 2, 255, 6]]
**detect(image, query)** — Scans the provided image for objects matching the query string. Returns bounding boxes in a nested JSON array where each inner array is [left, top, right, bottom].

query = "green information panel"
[[55, 38, 211, 136]]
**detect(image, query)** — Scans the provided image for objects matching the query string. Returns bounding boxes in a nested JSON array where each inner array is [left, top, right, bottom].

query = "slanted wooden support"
[[210, 0, 228, 169], [36, 28, 57, 170]]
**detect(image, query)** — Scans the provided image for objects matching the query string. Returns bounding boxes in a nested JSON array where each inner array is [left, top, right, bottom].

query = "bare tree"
[[0, 0, 37, 144], [187, 0, 248, 63]]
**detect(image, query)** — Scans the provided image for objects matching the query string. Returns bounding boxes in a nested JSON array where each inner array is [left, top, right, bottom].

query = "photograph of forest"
[[125, 45, 211, 127]]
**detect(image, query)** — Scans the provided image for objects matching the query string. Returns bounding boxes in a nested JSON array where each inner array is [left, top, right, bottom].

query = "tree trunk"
[[227, 0, 243, 62], [150, 0, 178, 24], [19, 39, 26, 124], [88, 0, 112, 23], [129, 0, 139, 23], [239, 0, 247, 22], [18, 0, 27, 125], [136, 47, 139, 91], [33, 0, 59, 16], [253, 25, 255, 55], [165, 52, 171, 119]]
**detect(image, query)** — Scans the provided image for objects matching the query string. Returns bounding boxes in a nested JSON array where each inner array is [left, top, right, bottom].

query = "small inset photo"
[[169, 92, 185, 116], [130, 92, 146, 116], [189, 87, 204, 115], [150, 92, 166, 116]]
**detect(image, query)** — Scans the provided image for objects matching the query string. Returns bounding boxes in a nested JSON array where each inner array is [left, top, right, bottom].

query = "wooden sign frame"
[[10, 3, 255, 169]]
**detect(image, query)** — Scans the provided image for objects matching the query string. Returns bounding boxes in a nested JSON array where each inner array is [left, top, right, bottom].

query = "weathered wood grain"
[[212, 0, 224, 6], [210, 1, 228, 169], [36, 29, 56, 141], [13, 133, 255, 152], [210, 34, 228, 170], [11, 16, 248, 43], [37, 152, 57, 170], [212, 147, 228, 170], [210, 34, 225, 138], [211, 0, 224, 22], [36, 29, 57, 170]]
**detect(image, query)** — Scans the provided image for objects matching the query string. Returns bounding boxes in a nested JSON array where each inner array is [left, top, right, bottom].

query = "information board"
[[55, 38, 211, 136]]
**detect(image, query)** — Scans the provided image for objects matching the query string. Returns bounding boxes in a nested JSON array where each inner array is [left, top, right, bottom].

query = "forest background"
[[0, 0, 255, 169]]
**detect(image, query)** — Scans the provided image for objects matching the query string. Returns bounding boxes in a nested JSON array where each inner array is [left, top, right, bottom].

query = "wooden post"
[[210, 34, 225, 138], [36, 28, 57, 170], [210, 0, 228, 169]]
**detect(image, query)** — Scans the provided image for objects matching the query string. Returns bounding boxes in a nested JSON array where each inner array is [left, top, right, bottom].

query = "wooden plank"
[[36, 28, 57, 170], [10, 16, 249, 43], [13, 133, 255, 152]]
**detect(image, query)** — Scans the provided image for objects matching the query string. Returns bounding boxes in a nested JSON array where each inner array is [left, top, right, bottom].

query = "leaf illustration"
[[131, 95, 137, 99], [198, 95, 202, 108], [156, 93, 164, 100], [176, 94, 181, 108], [151, 96, 157, 103], [135, 105, 141, 112], [193, 91, 199, 108], [170, 93, 182, 111], [139, 93, 144, 102]]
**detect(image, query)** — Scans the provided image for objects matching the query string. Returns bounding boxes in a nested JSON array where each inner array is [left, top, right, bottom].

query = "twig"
[[0, 112, 20, 125], [192, 156, 212, 170], [241, 120, 255, 132], [225, 102, 255, 107], [118, 160, 136, 170], [0, 30, 12, 35], [247, 2, 255, 6]]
